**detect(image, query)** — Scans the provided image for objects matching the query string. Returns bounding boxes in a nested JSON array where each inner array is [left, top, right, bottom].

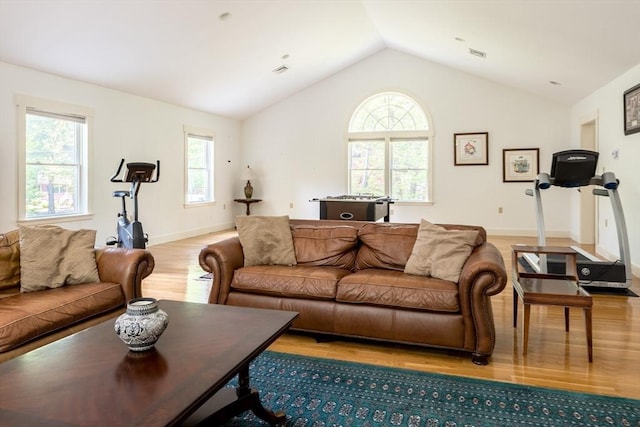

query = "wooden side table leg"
[[564, 307, 570, 332], [523, 303, 531, 355], [513, 288, 518, 328], [584, 308, 593, 363]]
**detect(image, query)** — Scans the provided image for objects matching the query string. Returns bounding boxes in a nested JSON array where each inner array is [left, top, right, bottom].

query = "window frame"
[[347, 93, 434, 203], [15, 94, 94, 223], [183, 125, 215, 207]]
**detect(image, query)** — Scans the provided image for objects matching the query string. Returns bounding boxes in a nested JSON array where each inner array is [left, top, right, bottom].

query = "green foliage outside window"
[[186, 135, 213, 203], [25, 113, 81, 217]]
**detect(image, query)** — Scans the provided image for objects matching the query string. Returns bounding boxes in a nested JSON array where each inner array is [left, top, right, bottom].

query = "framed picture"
[[454, 132, 488, 165], [624, 83, 640, 135], [502, 148, 539, 182]]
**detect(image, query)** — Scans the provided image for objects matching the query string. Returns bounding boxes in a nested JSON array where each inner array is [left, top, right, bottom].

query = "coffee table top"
[[0, 300, 298, 426]]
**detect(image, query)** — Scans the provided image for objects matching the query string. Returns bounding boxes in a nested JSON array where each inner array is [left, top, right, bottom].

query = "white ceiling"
[[1, 0, 638, 120]]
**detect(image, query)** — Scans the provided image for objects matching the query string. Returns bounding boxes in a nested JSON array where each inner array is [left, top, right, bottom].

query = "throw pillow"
[[0, 230, 21, 290], [235, 215, 297, 267], [404, 219, 479, 282], [19, 225, 100, 292]]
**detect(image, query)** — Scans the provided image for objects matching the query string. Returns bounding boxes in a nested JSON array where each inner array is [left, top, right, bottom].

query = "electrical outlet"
[[289, 202, 294, 209], [498, 207, 503, 214]]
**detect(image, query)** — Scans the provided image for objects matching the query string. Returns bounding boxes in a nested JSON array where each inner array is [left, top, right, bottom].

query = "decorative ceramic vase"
[[114, 298, 169, 352], [244, 180, 253, 199]]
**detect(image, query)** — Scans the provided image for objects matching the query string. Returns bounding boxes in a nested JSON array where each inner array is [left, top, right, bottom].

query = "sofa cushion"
[[337, 269, 460, 312], [405, 220, 479, 282], [19, 225, 100, 293], [236, 215, 297, 267], [355, 223, 418, 271], [231, 265, 351, 300], [291, 225, 358, 270], [0, 230, 20, 290], [0, 282, 125, 353]]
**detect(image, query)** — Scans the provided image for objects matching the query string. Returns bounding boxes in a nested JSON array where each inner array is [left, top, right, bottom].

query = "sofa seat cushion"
[[336, 269, 460, 312], [231, 265, 351, 300], [0, 282, 125, 353]]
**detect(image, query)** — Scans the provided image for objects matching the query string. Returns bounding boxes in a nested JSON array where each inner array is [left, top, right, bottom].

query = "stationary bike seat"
[[113, 190, 130, 198]]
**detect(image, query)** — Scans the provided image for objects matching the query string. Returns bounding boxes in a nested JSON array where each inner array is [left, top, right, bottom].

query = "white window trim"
[[15, 94, 94, 223], [183, 125, 215, 207]]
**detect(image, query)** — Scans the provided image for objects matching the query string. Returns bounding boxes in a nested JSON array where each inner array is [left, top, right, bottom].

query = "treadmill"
[[522, 149, 632, 289]]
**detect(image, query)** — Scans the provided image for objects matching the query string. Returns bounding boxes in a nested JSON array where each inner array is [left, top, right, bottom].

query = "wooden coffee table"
[[0, 300, 298, 426]]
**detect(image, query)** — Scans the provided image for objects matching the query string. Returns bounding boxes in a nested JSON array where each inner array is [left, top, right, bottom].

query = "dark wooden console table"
[[234, 198, 262, 215]]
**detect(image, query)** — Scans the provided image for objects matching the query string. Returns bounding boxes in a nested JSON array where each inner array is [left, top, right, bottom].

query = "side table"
[[511, 245, 593, 362], [234, 198, 262, 215]]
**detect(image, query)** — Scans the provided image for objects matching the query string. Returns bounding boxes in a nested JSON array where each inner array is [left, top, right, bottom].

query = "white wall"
[[572, 64, 640, 275], [0, 61, 240, 245], [242, 49, 572, 236]]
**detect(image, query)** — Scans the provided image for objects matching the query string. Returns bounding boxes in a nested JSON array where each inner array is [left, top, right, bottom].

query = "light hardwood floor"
[[143, 230, 640, 400]]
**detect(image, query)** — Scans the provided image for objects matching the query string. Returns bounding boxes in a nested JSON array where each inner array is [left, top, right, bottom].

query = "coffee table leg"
[[196, 365, 287, 426], [236, 365, 287, 425]]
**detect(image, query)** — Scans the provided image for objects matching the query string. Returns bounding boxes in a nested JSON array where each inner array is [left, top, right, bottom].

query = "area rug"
[[222, 351, 639, 427]]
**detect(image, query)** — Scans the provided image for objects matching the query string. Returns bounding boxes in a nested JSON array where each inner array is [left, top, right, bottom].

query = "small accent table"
[[511, 245, 593, 362], [234, 198, 262, 215]]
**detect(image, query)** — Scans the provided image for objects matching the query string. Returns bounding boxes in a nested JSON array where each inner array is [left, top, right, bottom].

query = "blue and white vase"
[[114, 298, 169, 351]]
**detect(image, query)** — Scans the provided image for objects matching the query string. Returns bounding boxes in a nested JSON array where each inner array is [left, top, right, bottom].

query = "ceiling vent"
[[469, 48, 487, 59], [272, 65, 289, 74]]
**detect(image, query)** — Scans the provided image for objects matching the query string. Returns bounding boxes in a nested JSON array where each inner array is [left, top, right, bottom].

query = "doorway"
[[579, 117, 597, 244]]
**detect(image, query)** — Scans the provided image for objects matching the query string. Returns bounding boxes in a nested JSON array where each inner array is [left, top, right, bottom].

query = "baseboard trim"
[[485, 228, 570, 238], [149, 222, 235, 246]]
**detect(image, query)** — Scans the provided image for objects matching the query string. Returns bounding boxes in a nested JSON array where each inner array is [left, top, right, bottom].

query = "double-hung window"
[[184, 126, 214, 205], [16, 95, 92, 221], [348, 92, 433, 202]]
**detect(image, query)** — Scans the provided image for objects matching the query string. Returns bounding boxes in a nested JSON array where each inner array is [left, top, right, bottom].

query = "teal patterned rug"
[[222, 351, 639, 427]]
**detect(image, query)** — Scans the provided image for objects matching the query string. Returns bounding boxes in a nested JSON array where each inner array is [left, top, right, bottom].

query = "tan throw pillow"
[[0, 230, 21, 290], [235, 216, 297, 267], [19, 225, 100, 292], [404, 219, 479, 282]]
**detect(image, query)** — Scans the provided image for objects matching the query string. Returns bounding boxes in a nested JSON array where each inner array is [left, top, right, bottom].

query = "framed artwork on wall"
[[502, 148, 539, 182], [454, 132, 488, 165], [624, 83, 640, 135]]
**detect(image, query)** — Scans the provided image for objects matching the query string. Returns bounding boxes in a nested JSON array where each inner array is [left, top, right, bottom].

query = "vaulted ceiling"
[[1, 0, 638, 119]]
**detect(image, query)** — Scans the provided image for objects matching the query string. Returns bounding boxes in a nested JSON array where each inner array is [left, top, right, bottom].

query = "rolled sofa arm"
[[94, 248, 155, 302], [457, 242, 508, 364], [198, 236, 244, 304]]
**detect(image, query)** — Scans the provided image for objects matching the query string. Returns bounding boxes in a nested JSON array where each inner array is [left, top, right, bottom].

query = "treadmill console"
[[550, 149, 598, 187]]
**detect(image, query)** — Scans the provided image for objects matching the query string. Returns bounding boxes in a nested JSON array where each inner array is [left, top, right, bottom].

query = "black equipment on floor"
[[522, 149, 631, 289], [106, 159, 160, 249]]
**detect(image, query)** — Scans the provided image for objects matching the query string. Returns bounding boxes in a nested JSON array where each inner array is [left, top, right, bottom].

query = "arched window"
[[348, 92, 433, 202]]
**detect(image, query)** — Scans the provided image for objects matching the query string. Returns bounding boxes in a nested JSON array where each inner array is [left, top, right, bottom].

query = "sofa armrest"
[[198, 236, 244, 304], [94, 248, 155, 301], [459, 242, 508, 297], [457, 242, 508, 362]]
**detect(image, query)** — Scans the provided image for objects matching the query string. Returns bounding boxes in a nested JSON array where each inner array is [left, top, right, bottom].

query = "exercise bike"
[[106, 159, 160, 249]]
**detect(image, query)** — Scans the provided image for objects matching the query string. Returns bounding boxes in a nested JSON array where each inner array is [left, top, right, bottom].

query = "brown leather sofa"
[[0, 231, 155, 362], [199, 219, 507, 365]]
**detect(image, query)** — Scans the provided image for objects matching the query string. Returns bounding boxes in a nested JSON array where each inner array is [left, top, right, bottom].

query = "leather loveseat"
[[0, 229, 155, 362], [199, 219, 507, 365]]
